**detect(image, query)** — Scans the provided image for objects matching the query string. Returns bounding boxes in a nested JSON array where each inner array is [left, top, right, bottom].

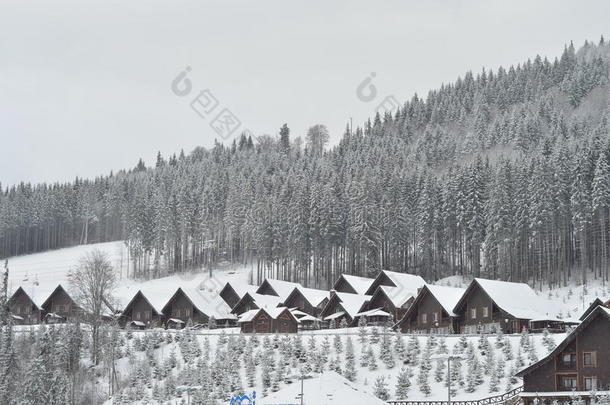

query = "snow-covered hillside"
[[107, 327, 561, 404]]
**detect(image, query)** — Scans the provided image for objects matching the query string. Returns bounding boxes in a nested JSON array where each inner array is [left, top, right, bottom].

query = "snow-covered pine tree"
[[367, 346, 378, 371], [373, 376, 390, 401], [344, 337, 357, 382], [395, 367, 412, 400], [358, 316, 368, 344]]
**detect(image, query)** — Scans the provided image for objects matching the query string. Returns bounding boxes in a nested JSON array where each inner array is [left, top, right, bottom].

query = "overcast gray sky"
[[1, 0, 609, 187]]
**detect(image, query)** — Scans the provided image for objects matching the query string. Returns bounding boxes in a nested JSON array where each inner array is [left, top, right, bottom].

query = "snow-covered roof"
[[337, 274, 375, 295], [324, 311, 345, 320], [426, 284, 465, 316], [357, 307, 391, 318], [262, 372, 389, 405], [130, 320, 145, 327], [471, 278, 551, 320], [181, 287, 237, 320], [378, 285, 415, 307], [249, 292, 283, 309], [334, 292, 371, 319], [289, 308, 308, 318], [119, 287, 174, 315], [10, 284, 57, 310], [293, 286, 330, 307], [381, 270, 426, 294], [257, 278, 302, 301], [299, 314, 321, 322], [168, 318, 185, 324], [230, 283, 258, 298], [237, 307, 297, 323]]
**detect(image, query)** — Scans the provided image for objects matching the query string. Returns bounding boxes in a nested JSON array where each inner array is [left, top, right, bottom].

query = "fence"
[[388, 386, 523, 405]]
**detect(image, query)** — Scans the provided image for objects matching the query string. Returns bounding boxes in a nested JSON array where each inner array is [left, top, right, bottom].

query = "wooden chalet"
[[319, 291, 371, 328], [219, 282, 258, 309], [517, 305, 610, 404], [120, 289, 167, 329], [230, 292, 283, 316], [395, 284, 465, 334], [282, 286, 329, 317], [162, 287, 236, 328], [580, 298, 610, 321], [453, 278, 551, 334], [238, 307, 299, 334], [332, 274, 375, 295], [41, 284, 83, 323], [363, 270, 426, 296], [8, 286, 48, 324], [366, 285, 415, 324], [255, 278, 302, 301]]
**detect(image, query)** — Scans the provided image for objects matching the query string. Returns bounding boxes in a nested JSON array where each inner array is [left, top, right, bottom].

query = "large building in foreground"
[[517, 305, 610, 404]]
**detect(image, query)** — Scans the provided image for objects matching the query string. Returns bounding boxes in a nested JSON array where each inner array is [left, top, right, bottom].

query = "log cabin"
[[238, 307, 299, 334], [453, 278, 551, 334], [255, 278, 302, 302], [395, 284, 465, 334], [332, 274, 375, 295], [8, 286, 50, 324], [517, 305, 610, 404], [319, 291, 371, 328], [282, 286, 329, 317], [162, 287, 236, 328], [230, 292, 283, 316], [366, 285, 415, 324], [120, 289, 168, 329], [41, 285, 83, 323], [219, 282, 258, 309]]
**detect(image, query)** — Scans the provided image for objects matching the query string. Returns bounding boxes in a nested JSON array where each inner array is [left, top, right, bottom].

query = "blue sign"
[[229, 391, 256, 405]]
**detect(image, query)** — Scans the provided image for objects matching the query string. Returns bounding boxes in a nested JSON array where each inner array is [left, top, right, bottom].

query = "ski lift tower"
[[203, 239, 216, 277]]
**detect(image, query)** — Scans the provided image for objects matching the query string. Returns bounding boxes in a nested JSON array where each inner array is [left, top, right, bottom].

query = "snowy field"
[[102, 326, 561, 404]]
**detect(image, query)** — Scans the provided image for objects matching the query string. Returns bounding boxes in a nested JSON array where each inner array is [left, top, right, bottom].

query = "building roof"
[[377, 285, 415, 308], [382, 270, 426, 292], [256, 278, 302, 301], [120, 287, 174, 316], [579, 297, 606, 321], [221, 282, 258, 298], [237, 306, 298, 323], [516, 305, 610, 378], [334, 292, 371, 319], [357, 307, 391, 318], [181, 287, 237, 320], [335, 274, 375, 295], [9, 285, 57, 310], [290, 286, 330, 307], [455, 278, 550, 320], [425, 284, 465, 317]]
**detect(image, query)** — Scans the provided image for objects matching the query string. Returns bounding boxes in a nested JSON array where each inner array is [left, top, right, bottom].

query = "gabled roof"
[[41, 284, 81, 310], [333, 274, 375, 295], [220, 282, 258, 298], [121, 289, 171, 316], [237, 306, 298, 323], [256, 278, 302, 301], [454, 278, 550, 320], [579, 297, 605, 321], [374, 285, 415, 308], [286, 286, 330, 308], [333, 292, 371, 319], [231, 292, 283, 314], [357, 307, 391, 318], [424, 285, 465, 316], [365, 270, 426, 296], [163, 287, 236, 320], [517, 305, 610, 377], [9, 285, 57, 310]]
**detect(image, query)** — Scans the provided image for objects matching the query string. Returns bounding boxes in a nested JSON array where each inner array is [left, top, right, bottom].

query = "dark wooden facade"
[[162, 288, 208, 327], [282, 288, 328, 317], [8, 287, 43, 324], [120, 290, 164, 328], [396, 285, 458, 334], [41, 285, 82, 323], [517, 306, 610, 403], [366, 287, 412, 324], [240, 308, 298, 334], [453, 280, 528, 334]]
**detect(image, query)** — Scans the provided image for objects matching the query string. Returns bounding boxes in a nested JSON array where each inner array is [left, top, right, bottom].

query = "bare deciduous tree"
[[68, 249, 116, 365]]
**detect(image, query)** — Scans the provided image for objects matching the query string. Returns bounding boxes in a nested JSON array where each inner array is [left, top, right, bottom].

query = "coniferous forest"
[[2, 39, 610, 289]]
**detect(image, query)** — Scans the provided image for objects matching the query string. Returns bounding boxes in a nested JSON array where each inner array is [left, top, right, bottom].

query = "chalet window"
[[561, 375, 577, 389], [144, 311, 151, 320], [175, 309, 181, 317], [583, 352, 597, 367], [421, 313, 427, 323], [432, 312, 439, 322], [482, 307, 489, 317], [584, 377, 598, 391], [561, 353, 576, 366], [184, 308, 191, 317], [470, 308, 477, 319], [135, 312, 141, 320], [14, 306, 20, 314]]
